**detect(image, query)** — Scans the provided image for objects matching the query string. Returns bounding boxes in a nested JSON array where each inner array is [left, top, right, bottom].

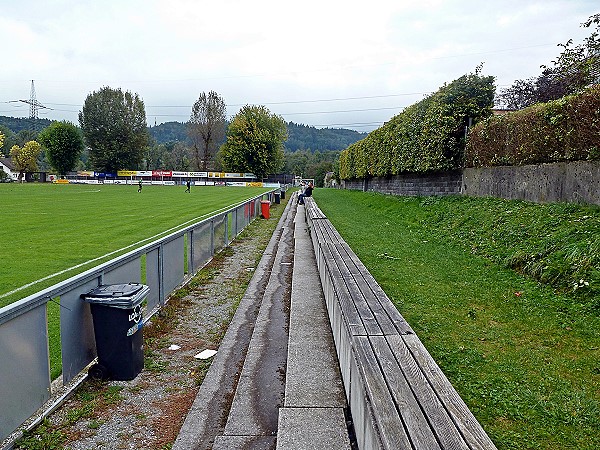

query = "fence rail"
[[0, 190, 277, 444]]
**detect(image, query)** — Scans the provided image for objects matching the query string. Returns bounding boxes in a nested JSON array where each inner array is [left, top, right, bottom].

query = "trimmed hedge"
[[466, 85, 600, 167], [339, 72, 495, 179]]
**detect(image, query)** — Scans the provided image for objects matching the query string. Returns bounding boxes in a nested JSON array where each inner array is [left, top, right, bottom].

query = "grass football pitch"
[[0, 183, 270, 308]]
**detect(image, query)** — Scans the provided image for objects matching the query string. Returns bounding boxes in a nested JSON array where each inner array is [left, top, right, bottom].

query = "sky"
[[1, 0, 598, 132]]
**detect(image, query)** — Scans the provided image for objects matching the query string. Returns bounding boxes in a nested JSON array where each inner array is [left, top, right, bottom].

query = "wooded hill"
[[0, 116, 52, 133], [0, 116, 365, 153], [148, 120, 366, 151]]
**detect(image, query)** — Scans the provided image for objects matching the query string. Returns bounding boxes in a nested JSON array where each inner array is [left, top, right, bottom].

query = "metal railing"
[[0, 190, 277, 443]]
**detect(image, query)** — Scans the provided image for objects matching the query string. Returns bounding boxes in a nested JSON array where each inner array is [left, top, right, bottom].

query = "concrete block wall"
[[463, 160, 600, 206], [343, 171, 462, 196], [341, 161, 599, 206]]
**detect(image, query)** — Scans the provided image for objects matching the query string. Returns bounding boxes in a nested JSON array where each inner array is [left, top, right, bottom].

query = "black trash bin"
[[82, 283, 149, 381], [274, 191, 281, 204], [280, 189, 285, 199]]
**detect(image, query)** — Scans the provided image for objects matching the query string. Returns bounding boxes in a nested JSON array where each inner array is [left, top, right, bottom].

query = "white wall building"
[[0, 158, 18, 181]]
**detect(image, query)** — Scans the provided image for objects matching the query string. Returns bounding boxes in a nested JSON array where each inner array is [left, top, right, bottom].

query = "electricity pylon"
[[8, 80, 51, 132], [26, 80, 50, 132]]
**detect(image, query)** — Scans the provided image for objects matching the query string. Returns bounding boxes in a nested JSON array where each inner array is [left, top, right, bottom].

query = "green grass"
[[314, 189, 600, 450], [0, 183, 269, 380], [0, 183, 269, 307]]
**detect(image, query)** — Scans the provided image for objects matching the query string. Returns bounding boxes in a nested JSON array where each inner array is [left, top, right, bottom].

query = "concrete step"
[[175, 197, 351, 450], [173, 198, 296, 450], [276, 204, 351, 449]]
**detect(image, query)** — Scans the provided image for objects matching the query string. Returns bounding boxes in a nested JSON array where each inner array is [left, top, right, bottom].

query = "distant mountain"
[[285, 122, 366, 152], [148, 120, 366, 151], [0, 116, 52, 133], [148, 121, 191, 145], [1, 116, 366, 152]]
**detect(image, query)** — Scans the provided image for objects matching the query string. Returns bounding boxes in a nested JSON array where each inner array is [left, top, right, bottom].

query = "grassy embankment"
[[314, 189, 599, 450]]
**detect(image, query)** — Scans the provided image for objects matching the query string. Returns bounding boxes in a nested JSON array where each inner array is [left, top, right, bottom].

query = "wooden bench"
[[303, 197, 497, 450]]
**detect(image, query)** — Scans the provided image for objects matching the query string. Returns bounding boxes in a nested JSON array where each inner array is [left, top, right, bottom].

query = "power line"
[[39, 91, 429, 110], [225, 92, 430, 107], [281, 106, 404, 116]]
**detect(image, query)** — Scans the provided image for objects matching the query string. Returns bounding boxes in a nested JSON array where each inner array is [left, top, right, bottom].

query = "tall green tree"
[[165, 142, 193, 171], [143, 142, 169, 170], [10, 141, 42, 181], [498, 14, 600, 109], [0, 126, 12, 156], [188, 91, 226, 171], [79, 87, 148, 172], [219, 105, 287, 179], [283, 149, 340, 187], [37, 121, 84, 176]]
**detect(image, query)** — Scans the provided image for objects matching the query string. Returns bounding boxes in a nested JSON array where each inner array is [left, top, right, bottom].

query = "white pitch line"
[[0, 199, 250, 299]]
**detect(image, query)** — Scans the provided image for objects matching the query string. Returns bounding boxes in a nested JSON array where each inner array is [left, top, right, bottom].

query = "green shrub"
[[466, 85, 600, 167], [339, 69, 495, 179]]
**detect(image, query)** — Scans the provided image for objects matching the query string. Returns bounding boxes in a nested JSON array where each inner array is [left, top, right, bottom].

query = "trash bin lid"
[[82, 283, 149, 309]]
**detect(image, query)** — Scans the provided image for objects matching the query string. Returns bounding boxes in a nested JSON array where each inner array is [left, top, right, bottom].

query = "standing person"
[[185, 179, 191, 193], [138, 179, 143, 193], [298, 182, 313, 205]]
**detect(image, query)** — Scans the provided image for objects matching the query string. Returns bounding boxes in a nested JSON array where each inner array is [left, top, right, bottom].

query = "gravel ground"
[[14, 203, 284, 450]]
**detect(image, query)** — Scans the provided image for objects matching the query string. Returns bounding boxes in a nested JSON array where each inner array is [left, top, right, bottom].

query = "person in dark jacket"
[[298, 182, 313, 205]]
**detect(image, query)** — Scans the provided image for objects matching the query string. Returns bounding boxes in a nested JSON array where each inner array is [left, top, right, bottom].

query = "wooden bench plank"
[[304, 198, 497, 450], [321, 245, 366, 336], [304, 197, 326, 219], [353, 336, 414, 449], [332, 240, 415, 336], [382, 335, 470, 450], [368, 335, 443, 449], [363, 273, 416, 335], [403, 334, 497, 450], [333, 243, 404, 335], [325, 242, 383, 336]]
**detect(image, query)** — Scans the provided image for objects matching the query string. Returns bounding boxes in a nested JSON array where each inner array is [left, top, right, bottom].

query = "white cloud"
[[1, 0, 598, 130]]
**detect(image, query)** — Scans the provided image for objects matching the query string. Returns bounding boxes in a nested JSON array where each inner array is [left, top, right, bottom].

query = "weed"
[[87, 419, 104, 429], [14, 419, 66, 450]]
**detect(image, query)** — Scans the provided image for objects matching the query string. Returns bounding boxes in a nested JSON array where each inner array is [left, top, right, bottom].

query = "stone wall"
[[462, 160, 600, 206], [343, 171, 462, 196], [342, 161, 599, 206]]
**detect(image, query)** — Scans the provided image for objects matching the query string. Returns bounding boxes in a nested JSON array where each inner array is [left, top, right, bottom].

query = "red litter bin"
[[261, 200, 270, 219]]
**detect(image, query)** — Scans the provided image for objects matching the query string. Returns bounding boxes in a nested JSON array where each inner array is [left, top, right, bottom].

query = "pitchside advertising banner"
[[54, 170, 280, 187], [112, 170, 255, 179]]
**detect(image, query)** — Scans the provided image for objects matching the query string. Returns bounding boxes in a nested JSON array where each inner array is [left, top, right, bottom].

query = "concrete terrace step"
[[174, 195, 350, 450], [275, 204, 350, 450]]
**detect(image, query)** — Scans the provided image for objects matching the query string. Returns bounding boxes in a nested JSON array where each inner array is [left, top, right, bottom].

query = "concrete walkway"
[[174, 197, 351, 450]]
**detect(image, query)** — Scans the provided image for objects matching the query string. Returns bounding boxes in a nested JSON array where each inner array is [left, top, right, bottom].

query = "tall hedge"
[[339, 71, 495, 179], [465, 85, 600, 167]]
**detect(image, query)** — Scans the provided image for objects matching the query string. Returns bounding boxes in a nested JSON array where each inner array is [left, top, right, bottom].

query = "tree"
[[37, 121, 84, 176], [143, 142, 169, 170], [165, 142, 193, 171], [79, 87, 148, 173], [16, 129, 38, 147], [219, 105, 287, 179], [188, 91, 227, 171], [0, 126, 12, 156], [10, 141, 41, 181], [283, 149, 341, 186], [498, 14, 600, 109]]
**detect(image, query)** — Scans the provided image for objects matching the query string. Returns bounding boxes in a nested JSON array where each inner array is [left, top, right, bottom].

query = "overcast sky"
[[1, 0, 598, 132]]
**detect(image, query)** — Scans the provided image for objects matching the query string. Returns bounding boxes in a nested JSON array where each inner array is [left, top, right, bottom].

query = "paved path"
[[174, 196, 351, 450]]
